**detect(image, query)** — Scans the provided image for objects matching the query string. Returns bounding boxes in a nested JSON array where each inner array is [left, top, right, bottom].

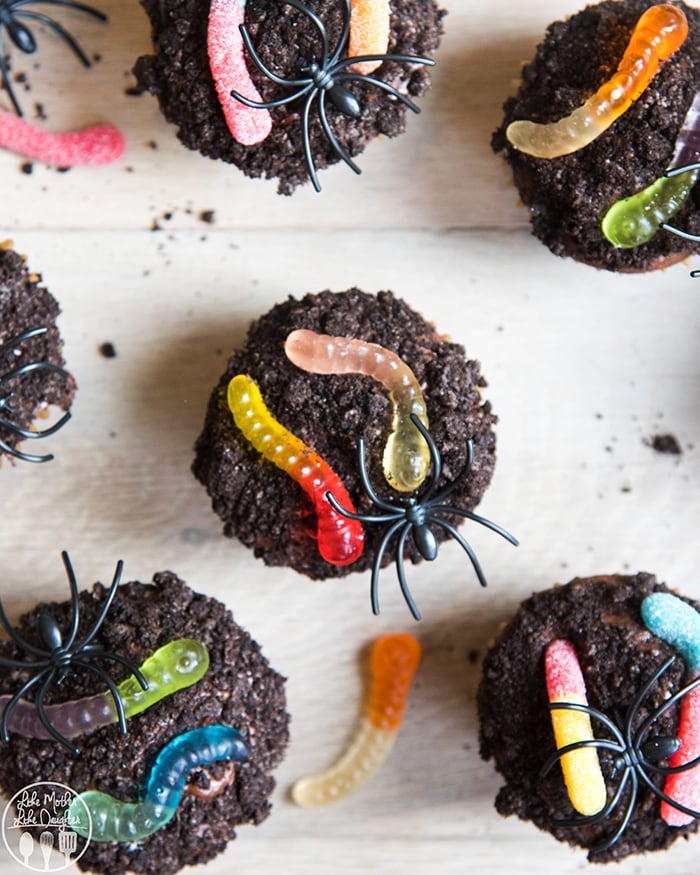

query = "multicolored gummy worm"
[[291, 632, 420, 806], [227, 373, 364, 566], [506, 4, 688, 158], [68, 725, 250, 841], [0, 639, 209, 742], [284, 329, 430, 492], [642, 592, 700, 826], [544, 639, 607, 816]]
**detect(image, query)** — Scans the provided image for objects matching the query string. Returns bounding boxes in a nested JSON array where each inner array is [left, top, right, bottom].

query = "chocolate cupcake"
[[0, 554, 289, 875], [0, 242, 75, 464], [193, 288, 516, 619], [493, 0, 700, 272], [478, 573, 700, 862], [133, 0, 444, 193]]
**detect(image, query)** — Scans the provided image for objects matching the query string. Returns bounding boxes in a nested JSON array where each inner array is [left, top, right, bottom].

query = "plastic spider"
[[0, 326, 72, 463], [661, 161, 700, 248], [0, 551, 147, 755], [541, 655, 700, 852], [0, 0, 106, 116], [327, 414, 518, 621], [232, 0, 435, 191]]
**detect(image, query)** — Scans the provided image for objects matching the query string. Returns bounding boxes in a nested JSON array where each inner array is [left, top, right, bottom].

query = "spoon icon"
[[18, 831, 34, 866]]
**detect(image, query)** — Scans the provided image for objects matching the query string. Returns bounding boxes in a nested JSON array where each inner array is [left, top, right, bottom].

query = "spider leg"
[[591, 771, 638, 853], [73, 658, 129, 736], [627, 656, 677, 747], [318, 89, 361, 176], [635, 765, 700, 820], [0, 410, 71, 440], [370, 519, 405, 616], [238, 24, 311, 88], [83, 649, 148, 691], [33, 669, 81, 755], [432, 518, 488, 587], [435, 505, 519, 547], [0, 326, 48, 355], [58, 549, 81, 650], [1, 670, 46, 741], [302, 89, 323, 192], [395, 524, 421, 621], [0, 596, 48, 658], [0, 437, 55, 462], [356, 437, 402, 513], [329, 0, 351, 66], [540, 737, 622, 780], [78, 558, 124, 649], [407, 413, 440, 501], [0, 359, 71, 388], [660, 162, 700, 241], [333, 71, 422, 114], [325, 490, 402, 525], [332, 53, 436, 73], [14, 9, 100, 67], [281, 0, 330, 68], [549, 701, 627, 747], [232, 86, 313, 110]]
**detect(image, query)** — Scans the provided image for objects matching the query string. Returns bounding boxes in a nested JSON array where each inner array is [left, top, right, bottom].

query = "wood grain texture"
[[0, 0, 699, 873]]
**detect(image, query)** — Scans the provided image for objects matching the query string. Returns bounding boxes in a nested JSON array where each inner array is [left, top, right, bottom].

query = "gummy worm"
[[284, 329, 429, 492], [0, 640, 209, 741], [291, 633, 420, 807], [544, 639, 607, 816], [601, 164, 699, 248], [0, 109, 125, 165], [68, 725, 249, 841], [227, 374, 364, 566], [348, 0, 390, 75], [208, 0, 272, 145], [642, 592, 700, 827], [506, 4, 688, 158]]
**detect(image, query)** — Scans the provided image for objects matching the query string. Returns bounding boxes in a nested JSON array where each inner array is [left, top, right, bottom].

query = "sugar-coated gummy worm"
[[0, 639, 209, 741], [544, 640, 607, 816], [0, 109, 125, 165], [348, 0, 390, 74], [642, 592, 700, 827], [291, 632, 420, 807], [227, 374, 364, 565], [284, 329, 429, 492], [207, 0, 272, 145], [506, 4, 688, 158], [68, 725, 249, 841], [601, 165, 699, 248]]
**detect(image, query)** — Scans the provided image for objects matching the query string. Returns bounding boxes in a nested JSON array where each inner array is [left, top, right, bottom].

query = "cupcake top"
[[478, 573, 700, 862], [0, 561, 289, 875], [493, 0, 700, 272], [192, 289, 500, 589], [0, 243, 74, 464], [134, 0, 444, 193]]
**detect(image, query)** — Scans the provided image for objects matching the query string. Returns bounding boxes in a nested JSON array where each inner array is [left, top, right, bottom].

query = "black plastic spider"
[[232, 0, 435, 191], [541, 655, 700, 852], [0, 551, 147, 755], [661, 161, 700, 254], [326, 414, 518, 621], [0, 326, 72, 463], [0, 0, 106, 116]]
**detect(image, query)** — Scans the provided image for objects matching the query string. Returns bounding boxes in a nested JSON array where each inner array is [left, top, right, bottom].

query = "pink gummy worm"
[[208, 0, 272, 146], [661, 678, 700, 826], [0, 110, 125, 166]]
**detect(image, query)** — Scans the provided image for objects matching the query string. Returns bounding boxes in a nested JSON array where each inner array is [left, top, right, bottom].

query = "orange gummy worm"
[[506, 4, 688, 158], [348, 0, 390, 74]]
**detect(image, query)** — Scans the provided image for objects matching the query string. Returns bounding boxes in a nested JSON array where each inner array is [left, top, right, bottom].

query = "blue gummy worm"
[[642, 592, 700, 673], [68, 725, 249, 842]]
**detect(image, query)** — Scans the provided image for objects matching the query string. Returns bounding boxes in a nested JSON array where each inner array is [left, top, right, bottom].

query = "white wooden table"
[[1, 1, 700, 873]]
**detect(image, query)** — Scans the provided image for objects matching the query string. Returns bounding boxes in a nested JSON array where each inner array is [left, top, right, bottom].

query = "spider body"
[[0, 0, 107, 116], [232, 0, 435, 191], [327, 414, 518, 620], [0, 326, 72, 463], [0, 551, 147, 755], [541, 656, 700, 853]]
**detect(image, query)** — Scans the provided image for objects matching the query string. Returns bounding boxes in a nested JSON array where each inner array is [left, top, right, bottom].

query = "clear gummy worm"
[[0, 639, 209, 741], [284, 329, 430, 493], [292, 632, 421, 807], [227, 374, 364, 566], [506, 4, 688, 158], [68, 725, 250, 841]]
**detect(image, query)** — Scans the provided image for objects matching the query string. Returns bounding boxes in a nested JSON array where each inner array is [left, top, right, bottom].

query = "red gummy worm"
[[0, 110, 125, 166]]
